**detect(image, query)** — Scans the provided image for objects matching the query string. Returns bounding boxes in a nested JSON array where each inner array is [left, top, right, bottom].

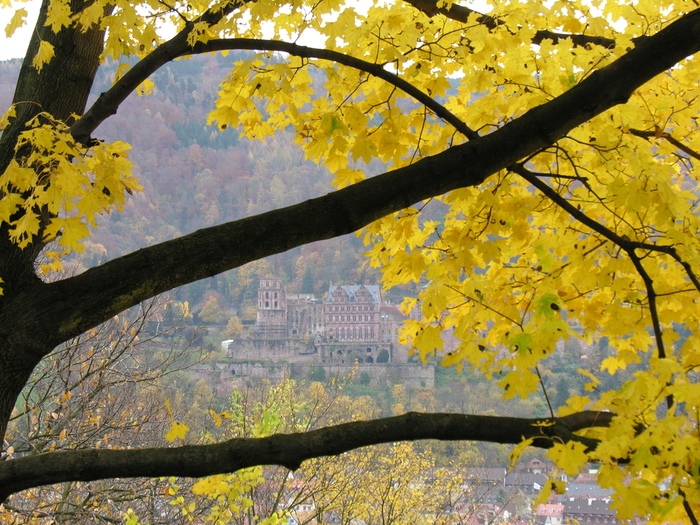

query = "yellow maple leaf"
[[32, 40, 55, 72], [165, 421, 189, 442], [0, 105, 15, 130], [137, 78, 155, 97], [547, 441, 589, 476], [43, 217, 90, 253], [4, 8, 27, 38]]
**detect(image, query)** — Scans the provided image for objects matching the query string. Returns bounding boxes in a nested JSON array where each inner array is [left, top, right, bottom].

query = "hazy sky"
[[0, 1, 39, 60]]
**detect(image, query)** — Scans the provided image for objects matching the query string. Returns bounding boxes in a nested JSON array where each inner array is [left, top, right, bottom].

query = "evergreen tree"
[[301, 267, 314, 294]]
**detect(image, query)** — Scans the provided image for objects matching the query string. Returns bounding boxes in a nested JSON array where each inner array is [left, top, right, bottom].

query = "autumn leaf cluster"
[[1, 0, 700, 521]]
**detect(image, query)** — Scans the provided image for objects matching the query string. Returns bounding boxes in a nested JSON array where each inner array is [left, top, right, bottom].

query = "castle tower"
[[257, 278, 287, 339]]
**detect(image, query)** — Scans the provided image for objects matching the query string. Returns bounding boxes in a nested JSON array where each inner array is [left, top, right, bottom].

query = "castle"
[[224, 278, 408, 364], [218, 278, 434, 389]]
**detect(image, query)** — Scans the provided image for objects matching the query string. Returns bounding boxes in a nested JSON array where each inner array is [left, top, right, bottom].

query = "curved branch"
[[0, 410, 611, 502], [20, 7, 700, 347], [403, 0, 632, 50], [181, 39, 479, 140], [629, 127, 700, 161], [512, 167, 684, 410], [73, 37, 477, 144], [512, 165, 675, 254]]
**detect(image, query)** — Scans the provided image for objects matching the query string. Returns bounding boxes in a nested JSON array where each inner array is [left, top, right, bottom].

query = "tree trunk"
[[0, 0, 105, 444]]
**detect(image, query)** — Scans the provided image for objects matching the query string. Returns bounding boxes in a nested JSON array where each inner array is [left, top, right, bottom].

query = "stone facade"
[[256, 278, 288, 338], [227, 279, 410, 365], [218, 278, 433, 388]]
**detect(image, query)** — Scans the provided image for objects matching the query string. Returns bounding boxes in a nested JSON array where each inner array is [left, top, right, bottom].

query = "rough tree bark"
[[0, 411, 613, 502], [0, 0, 699, 502]]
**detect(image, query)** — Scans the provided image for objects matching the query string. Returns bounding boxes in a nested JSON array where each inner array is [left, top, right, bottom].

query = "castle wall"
[[292, 363, 435, 388], [207, 361, 435, 391], [224, 338, 317, 363]]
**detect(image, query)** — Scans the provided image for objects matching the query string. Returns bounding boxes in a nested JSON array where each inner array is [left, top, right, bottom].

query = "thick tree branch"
[[18, 7, 700, 347], [0, 410, 611, 502]]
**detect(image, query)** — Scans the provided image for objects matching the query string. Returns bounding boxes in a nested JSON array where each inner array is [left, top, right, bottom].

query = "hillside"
[[0, 54, 398, 312]]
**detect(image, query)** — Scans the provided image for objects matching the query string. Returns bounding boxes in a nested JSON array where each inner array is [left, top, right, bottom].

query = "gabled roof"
[[505, 472, 548, 486], [463, 467, 507, 483], [566, 482, 613, 498], [326, 284, 382, 304], [536, 503, 564, 516], [564, 498, 615, 516]]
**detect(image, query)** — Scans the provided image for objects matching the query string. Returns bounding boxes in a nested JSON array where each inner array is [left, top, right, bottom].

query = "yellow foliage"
[[4, 7, 26, 38], [32, 40, 55, 71], [2, 0, 700, 521], [164, 421, 189, 442]]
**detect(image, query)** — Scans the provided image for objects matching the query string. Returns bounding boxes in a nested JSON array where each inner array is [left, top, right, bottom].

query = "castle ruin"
[[217, 278, 434, 391]]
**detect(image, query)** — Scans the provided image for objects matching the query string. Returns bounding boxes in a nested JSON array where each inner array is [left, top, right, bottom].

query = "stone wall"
[[292, 363, 435, 388]]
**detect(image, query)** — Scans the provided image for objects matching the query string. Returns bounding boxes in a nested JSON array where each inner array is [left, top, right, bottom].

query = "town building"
[[563, 498, 617, 524], [535, 503, 564, 525]]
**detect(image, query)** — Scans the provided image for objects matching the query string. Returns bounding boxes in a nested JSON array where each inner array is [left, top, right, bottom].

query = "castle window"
[[265, 301, 269, 307]]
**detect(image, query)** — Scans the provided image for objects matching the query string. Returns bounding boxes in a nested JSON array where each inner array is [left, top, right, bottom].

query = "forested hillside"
[[0, 55, 393, 312]]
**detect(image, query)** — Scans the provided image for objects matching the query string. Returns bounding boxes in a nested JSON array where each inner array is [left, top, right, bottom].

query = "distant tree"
[[308, 366, 326, 382], [301, 267, 314, 294], [359, 371, 371, 386], [377, 349, 390, 363], [170, 380, 510, 525], [2, 296, 206, 524], [223, 315, 244, 338], [199, 296, 226, 324], [552, 377, 571, 411]]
